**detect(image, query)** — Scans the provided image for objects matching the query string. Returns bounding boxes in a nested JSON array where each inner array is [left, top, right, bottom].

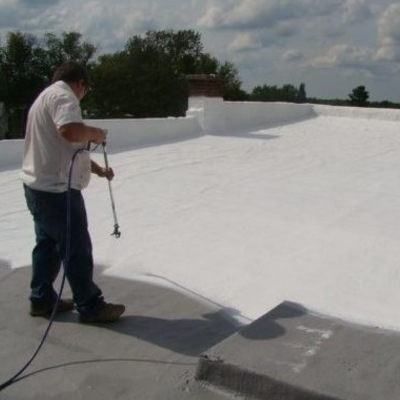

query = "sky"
[[0, 1, 400, 100], [2, 104, 400, 332]]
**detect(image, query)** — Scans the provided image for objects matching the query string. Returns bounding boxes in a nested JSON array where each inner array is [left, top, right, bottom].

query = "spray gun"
[[102, 130, 121, 238]]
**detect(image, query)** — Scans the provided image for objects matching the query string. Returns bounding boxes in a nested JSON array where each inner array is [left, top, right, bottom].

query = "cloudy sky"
[[1, 0, 399, 101]]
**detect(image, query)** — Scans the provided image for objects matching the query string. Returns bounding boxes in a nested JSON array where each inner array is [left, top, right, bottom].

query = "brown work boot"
[[79, 302, 125, 324], [30, 298, 74, 317]]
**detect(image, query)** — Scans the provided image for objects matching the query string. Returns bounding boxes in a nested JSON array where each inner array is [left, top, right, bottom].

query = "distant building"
[[0, 103, 7, 139]]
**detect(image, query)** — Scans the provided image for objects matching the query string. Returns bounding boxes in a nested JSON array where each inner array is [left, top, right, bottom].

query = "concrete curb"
[[197, 356, 340, 400], [196, 301, 400, 400]]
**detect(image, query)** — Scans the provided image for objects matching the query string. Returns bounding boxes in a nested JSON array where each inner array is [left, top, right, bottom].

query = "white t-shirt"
[[21, 81, 91, 192]]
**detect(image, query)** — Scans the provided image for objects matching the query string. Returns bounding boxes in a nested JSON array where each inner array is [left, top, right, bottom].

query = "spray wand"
[[102, 140, 121, 238]]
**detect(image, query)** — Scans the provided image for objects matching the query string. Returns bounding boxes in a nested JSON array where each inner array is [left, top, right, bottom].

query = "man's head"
[[52, 61, 89, 100]]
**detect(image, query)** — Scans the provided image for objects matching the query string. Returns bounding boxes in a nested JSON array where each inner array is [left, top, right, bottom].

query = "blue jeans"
[[23, 184, 103, 315]]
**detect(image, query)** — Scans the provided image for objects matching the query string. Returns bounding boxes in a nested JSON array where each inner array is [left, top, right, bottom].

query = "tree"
[[140, 29, 204, 75], [87, 32, 187, 118], [0, 28, 246, 123], [87, 29, 246, 118], [0, 31, 46, 137], [281, 84, 299, 102], [217, 61, 248, 101], [0, 30, 98, 136], [43, 31, 96, 67], [251, 84, 278, 101], [348, 85, 369, 107], [84, 51, 131, 118], [298, 83, 307, 103], [250, 83, 299, 102]]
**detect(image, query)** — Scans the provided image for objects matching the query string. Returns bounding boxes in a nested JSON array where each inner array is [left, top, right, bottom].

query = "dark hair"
[[51, 61, 89, 86]]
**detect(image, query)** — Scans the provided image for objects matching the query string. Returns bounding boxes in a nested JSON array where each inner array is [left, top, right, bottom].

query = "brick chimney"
[[186, 74, 224, 98], [186, 74, 225, 134]]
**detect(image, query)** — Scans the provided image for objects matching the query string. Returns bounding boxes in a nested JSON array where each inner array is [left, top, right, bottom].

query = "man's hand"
[[97, 167, 114, 181], [91, 161, 114, 180]]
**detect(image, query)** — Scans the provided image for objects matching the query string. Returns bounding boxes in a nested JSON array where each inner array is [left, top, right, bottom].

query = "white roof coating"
[[2, 104, 400, 331]]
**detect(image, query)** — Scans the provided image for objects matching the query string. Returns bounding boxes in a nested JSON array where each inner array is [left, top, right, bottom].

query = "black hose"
[[0, 148, 83, 392]]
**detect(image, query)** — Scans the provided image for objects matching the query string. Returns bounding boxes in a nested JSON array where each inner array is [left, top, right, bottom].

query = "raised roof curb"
[[196, 301, 400, 400]]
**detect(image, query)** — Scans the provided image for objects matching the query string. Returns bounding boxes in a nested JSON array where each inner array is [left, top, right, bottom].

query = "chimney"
[[186, 74, 224, 98], [186, 75, 226, 134]]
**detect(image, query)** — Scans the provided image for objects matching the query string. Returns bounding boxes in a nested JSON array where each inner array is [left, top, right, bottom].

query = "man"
[[21, 61, 125, 323]]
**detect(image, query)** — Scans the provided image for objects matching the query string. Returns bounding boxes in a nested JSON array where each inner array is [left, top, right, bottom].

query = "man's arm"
[[59, 122, 106, 144], [91, 160, 114, 180]]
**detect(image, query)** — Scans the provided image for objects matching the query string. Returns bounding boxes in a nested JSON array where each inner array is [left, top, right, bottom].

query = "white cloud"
[[18, 0, 60, 5], [199, 0, 375, 59], [340, 0, 372, 24], [306, 44, 374, 69], [0, 0, 23, 29], [0, 0, 196, 52], [67, 2, 160, 51], [283, 49, 304, 62], [228, 32, 263, 52], [197, 3, 233, 29], [303, 2, 400, 81], [275, 22, 298, 38], [375, 4, 400, 62], [198, 0, 367, 30]]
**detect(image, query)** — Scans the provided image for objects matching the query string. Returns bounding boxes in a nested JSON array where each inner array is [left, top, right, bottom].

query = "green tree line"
[[0, 29, 248, 137], [0, 29, 399, 139]]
